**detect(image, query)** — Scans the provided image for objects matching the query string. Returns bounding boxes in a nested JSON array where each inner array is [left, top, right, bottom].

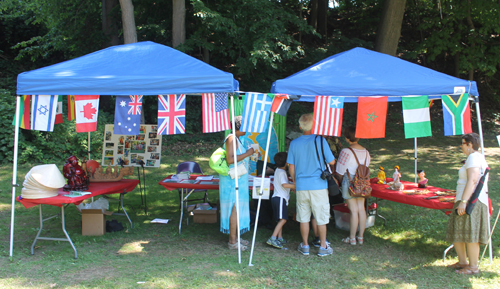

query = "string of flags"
[[12, 93, 473, 138]]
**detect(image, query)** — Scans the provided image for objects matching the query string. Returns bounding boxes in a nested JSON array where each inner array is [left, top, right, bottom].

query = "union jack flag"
[[157, 94, 186, 135], [128, 95, 143, 115]]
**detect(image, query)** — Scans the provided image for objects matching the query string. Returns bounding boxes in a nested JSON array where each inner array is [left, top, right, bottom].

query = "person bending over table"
[[446, 132, 489, 275], [220, 115, 255, 251], [335, 126, 371, 246]]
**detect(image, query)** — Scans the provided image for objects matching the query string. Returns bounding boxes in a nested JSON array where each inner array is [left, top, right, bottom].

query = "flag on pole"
[[312, 96, 344, 137], [441, 93, 472, 136], [114, 95, 143, 135], [12, 95, 31, 130], [67, 95, 76, 121], [270, 94, 299, 116], [202, 93, 230, 133], [157, 94, 186, 135], [355, 96, 388, 138], [74, 95, 100, 133], [241, 92, 273, 133], [30, 95, 58, 132], [402, 95, 432, 138], [55, 95, 63, 124]]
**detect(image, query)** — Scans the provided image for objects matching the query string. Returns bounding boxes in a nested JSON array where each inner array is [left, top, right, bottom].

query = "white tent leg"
[[414, 137, 417, 183], [88, 132, 91, 160], [249, 112, 274, 266], [229, 94, 241, 264], [10, 96, 22, 259], [473, 97, 492, 264]]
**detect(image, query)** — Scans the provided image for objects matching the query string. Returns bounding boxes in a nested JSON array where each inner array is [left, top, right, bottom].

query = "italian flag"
[[402, 95, 432, 139]]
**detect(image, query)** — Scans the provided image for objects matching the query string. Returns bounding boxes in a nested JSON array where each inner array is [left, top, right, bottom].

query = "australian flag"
[[114, 95, 143, 135], [158, 94, 186, 135]]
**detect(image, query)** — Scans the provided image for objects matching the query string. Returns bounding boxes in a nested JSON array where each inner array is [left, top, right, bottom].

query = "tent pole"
[[414, 137, 417, 183], [88, 132, 91, 161], [473, 96, 492, 264], [229, 94, 241, 264], [249, 112, 274, 266], [10, 96, 22, 259]]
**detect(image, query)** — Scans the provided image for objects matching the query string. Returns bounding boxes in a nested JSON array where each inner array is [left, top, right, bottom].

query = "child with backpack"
[[266, 152, 295, 249], [335, 126, 371, 245]]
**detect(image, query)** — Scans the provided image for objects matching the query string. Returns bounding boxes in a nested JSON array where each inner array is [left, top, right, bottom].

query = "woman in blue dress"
[[220, 116, 255, 250]]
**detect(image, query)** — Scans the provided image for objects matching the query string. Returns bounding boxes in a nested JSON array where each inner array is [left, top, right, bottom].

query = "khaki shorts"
[[296, 189, 330, 225]]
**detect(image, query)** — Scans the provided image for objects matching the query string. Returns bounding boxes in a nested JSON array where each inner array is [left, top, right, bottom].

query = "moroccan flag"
[[270, 94, 300, 116], [157, 94, 186, 135], [67, 95, 76, 121], [355, 96, 388, 139], [241, 93, 273, 133], [441, 93, 472, 136], [30, 95, 58, 132], [12, 95, 31, 130], [312, 96, 344, 137], [114, 95, 143, 135], [202, 93, 230, 133], [55, 95, 63, 124], [402, 95, 432, 138], [74, 95, 100, 133]]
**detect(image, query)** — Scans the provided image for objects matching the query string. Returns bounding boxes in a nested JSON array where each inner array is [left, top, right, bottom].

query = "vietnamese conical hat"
[[29, 164, 66, 188], [21, 187, 59, 199]]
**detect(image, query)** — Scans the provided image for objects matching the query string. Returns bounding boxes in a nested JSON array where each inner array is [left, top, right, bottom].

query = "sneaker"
[[278, 238, 288, 244], [297, 242, 310, 256], [311, 238, 331, 248], [318, 245, 333, 257], [266, 237, 283, 249]]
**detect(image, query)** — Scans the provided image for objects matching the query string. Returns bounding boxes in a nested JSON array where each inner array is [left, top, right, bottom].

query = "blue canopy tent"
[[11, 41, 246, 260], [269, 47, 491, 264]]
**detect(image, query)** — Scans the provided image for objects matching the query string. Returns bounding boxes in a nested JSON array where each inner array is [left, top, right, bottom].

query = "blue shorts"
[[271, 197, 288, 222]]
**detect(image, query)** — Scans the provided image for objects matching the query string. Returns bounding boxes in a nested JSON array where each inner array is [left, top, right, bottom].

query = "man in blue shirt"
[[287, 113, 335, 257]]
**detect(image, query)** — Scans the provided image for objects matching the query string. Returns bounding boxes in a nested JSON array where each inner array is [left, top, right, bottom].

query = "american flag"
[[202, 93, 230, 133], [157, 94, 186, 135], [312, 96, 344, 136], [128, 95, 143, 115], [241, 92, 273, 133]]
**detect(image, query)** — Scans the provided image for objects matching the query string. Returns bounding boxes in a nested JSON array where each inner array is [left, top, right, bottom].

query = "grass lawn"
[[1, 131, 499, 289]]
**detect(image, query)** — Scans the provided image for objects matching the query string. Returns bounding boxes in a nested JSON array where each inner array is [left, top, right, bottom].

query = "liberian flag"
[[270, 94, 299, 116], [202, 93, 230, 133], [30, 95, 58, 132], [55, 95, 63, 124], [312, 96, 344, 137], [12, 95, 31, 130], [402, 95, 432, 138], [74, 95, 100, 133], [441, 93, 472, 136], [241, 93, 273, 133], [157, 94, 186, 135]]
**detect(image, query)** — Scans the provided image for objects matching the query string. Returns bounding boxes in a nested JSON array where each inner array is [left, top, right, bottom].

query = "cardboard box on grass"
[[81, 209, 113, 236], [189, 203, 218, 224]]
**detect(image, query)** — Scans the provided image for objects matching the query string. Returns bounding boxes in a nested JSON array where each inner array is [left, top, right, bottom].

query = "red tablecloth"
[[159, 175, 274, 191], [370, 178, 454, 210], [17, 179, 140, 208]]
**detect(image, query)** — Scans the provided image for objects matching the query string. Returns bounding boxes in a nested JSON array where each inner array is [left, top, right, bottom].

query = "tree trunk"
[[102, 0, 120, 47], [375, 0, 407, 56], [310, 0, 318, 29], [172, 0, 186, 48], [118, 0, 137, 44], [317, 0, 328, 37]]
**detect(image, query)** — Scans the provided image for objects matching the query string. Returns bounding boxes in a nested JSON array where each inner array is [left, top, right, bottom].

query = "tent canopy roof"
[[17, 41, 239, 96], [271, 47, 478, 102]]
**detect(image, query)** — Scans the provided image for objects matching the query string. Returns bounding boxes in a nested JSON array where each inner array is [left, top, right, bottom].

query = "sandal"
[[447, 262, 469, 269], [456, 266, 479, 275], [228, 242, 248, 251], [240, 239, 250, 246], [342, 237, 356, 245], [356, 236, 364, 245]]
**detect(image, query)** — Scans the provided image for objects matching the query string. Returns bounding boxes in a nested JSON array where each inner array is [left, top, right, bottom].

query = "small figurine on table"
[[62, 155, 89, 191], [417, 169, 428, 188], [377, 166, 386, 184], [387, 165, 404, 191]]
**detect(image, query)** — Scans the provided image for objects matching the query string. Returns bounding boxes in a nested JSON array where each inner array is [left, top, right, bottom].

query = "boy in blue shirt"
[[266, 152, 295, 249]]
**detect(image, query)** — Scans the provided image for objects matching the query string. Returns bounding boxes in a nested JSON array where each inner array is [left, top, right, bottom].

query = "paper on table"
[[150, 218, 170, 224], [196, 176, 214, 181], [199, 181, 218, 185]]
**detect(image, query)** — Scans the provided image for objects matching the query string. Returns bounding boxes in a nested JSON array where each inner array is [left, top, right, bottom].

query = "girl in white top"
[[335, 126, 371, 245]]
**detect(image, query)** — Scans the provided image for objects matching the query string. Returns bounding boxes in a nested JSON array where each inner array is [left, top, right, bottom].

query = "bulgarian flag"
[[441, 93, 472, 136], [12, 95, 31, 130], [402, 95, 432, 138], [355, 96, 388, 139]]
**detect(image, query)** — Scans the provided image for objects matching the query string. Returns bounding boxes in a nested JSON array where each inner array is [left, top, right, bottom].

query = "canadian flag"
[[74, 95, 100, 132]]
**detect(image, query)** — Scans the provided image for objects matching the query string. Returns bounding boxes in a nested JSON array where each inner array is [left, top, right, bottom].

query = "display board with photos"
[[102, 124, 162, 168]]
